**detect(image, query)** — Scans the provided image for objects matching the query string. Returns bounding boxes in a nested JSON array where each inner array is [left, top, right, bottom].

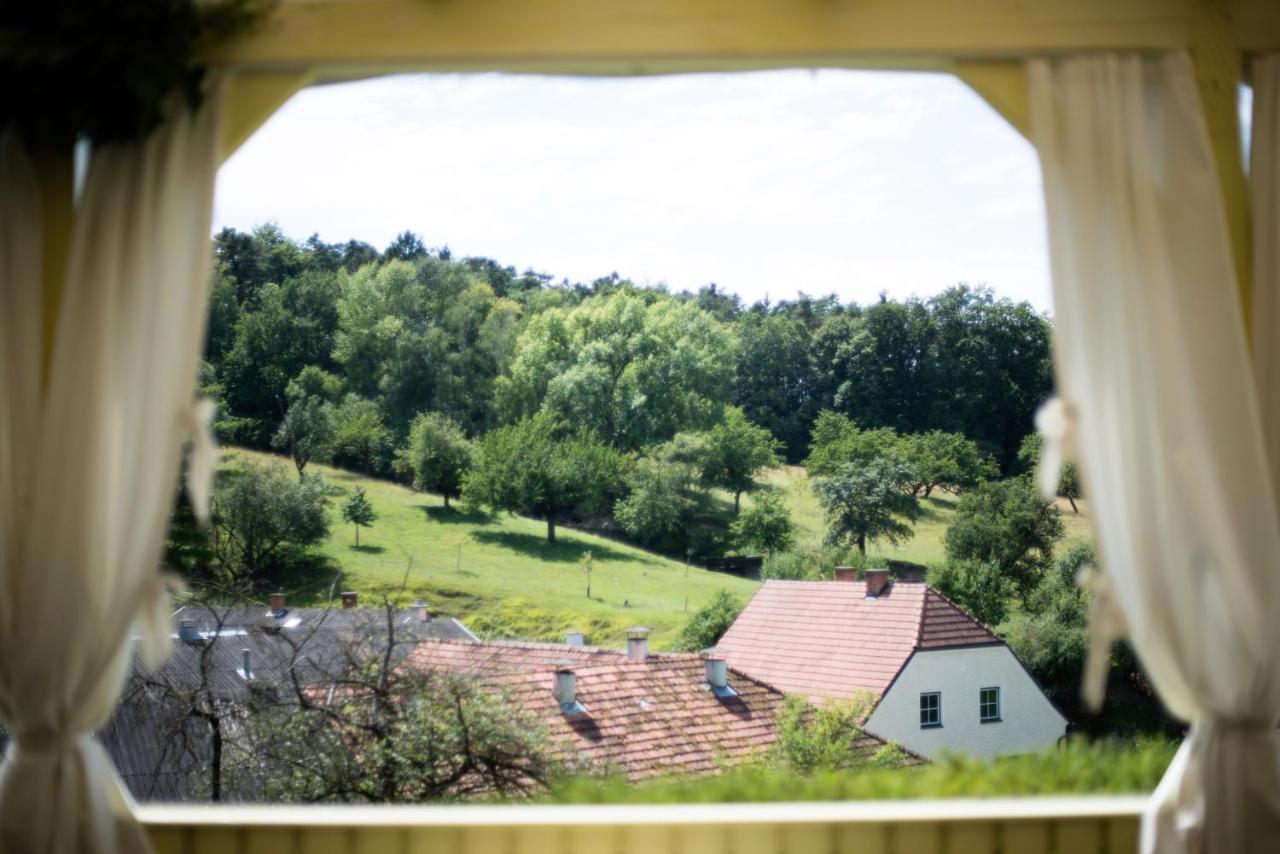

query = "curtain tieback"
[[1034, 396, 1078, 500], [1197, 716, 1278, 734], [12, 729, 81, 755], [180, 397, 219, 527], [1078, 564, 1127, 711]]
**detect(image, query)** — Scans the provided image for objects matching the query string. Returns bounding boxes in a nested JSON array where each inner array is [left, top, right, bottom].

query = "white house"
[[714, 569, 1067, 760]]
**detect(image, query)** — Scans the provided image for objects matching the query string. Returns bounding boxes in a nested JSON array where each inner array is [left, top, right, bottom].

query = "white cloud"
[[215, 69, 1052, 310]]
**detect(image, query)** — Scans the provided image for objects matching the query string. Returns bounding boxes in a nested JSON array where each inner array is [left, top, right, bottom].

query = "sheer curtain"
[[1029, 53, 1280, 854], [0, 82, 224, 853], [1255, 54, 1280, 495]]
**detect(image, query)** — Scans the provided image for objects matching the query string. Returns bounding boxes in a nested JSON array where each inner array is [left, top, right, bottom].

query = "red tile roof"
[[402, 639, 895, 782], [713, 580, 1001, 704]]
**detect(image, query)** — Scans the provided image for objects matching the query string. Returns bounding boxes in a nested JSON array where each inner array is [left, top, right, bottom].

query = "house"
[[714, 569, 1067, 760], [99, 594, 477, 801], [400, 628, 910, 782]]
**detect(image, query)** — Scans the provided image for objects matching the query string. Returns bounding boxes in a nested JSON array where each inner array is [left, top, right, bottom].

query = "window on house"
[[919, 691, 942, 728], [980, 686, 1001, 723]]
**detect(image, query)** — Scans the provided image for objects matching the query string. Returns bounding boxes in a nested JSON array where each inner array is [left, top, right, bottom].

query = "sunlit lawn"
[[224, 448, 760, 648]]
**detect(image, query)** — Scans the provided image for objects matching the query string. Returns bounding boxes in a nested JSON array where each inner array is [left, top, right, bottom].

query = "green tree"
[[614, 459, 699, 552], [730, 491, 795, 556], [702, 407, 782, 513], [733, 312, 814, 461], [929, 559, 1015, 626], [1018, 432, 1082, 513], [670, 590, 743, 652], [272, 394, 335, 475], [208, 465, 330, 583], [804, 411, 905, 478], [1004, 543, 1091, 705], [462, 413, 624, 543], [496, 291, 737, 449], [330, 394, 393, 474], [399, 412, 473, 509], [944, 477, 1064, 600], [341, 487, 377, 547], [813, 459, 919, 556], [770, 694, 890, 773], [901, 430, 998, 498]]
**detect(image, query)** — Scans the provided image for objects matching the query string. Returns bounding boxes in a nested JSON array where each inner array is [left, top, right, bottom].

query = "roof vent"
[[565, 631, 585, 647], [553, 665, 587, 715], [177, 620, 202, 643], [833, 567, 858, 583], [625, 626, 650, 662], [239, 648, 254, 681], [341, 591, 358, 609], [704, 653, 737, 698], [864, 569, 890, 598], [269, 592, 286, 616], [412, 599, 430, 623]]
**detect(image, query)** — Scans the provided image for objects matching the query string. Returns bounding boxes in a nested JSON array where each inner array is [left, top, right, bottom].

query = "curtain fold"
[[0, 80, 224, 853], [1029, 53, 1280, 854], [1255, 54, 1280, 496]]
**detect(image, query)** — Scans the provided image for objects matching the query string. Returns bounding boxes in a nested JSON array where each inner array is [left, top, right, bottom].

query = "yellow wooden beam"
[[1192, 0, 1252, 332], [220, 71, 313, 164], [950, 61, 1031, 140], [208, 0, 1209, 76]]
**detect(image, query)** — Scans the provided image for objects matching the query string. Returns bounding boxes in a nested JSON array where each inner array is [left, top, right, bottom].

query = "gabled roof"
[[101, 605, 476, 801], [403, 639, 899, 782], [713, 580, 1001, 704]]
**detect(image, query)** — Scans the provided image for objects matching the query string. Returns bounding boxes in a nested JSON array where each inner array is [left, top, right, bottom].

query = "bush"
[[547, 737, 1178, 803], [761, 547, 866, 581], [771, 694, 882, 774], [670, 590, 743, 652]]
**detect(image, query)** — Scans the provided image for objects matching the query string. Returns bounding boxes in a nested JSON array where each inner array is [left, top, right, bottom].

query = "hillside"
[[745, 465, 1093, 566], [222, 448, 760, 648]]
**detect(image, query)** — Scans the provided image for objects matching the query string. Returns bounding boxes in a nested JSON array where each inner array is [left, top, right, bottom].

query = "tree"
[[462, 412, 624, 543], [1003, 543, 1091, 705], [400, 412, 473, 509], [771, 694, 903, 773], [929, 558, 1015, 627], [1018, 432, 1082, 512], [342, 487, 377, 546], [579, 550, 594, 599], [702, 407, 782, 513], [813, 459, 920, 555], [208, 465, 331, 584], [614, 458, 699, 552], [804, 411, 905, 478], [733, 312, 814, 461], [330, 394, 393, 475], [730, 492, 795, 556], [234, 603, 561, 802], [901, 430, 998, 498], [944, 477, 1064, 601], [272, 394, 335, 475], [670, 590, 743, 652]]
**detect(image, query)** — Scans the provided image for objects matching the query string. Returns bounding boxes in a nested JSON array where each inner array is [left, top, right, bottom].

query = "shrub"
[[670, 590, 743, 652]]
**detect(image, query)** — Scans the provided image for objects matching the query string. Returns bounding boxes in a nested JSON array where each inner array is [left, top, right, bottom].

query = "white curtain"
[[1255, 54, 1280, 497], [1029, 53, 1280, 854], [0, 81, 224, 853]]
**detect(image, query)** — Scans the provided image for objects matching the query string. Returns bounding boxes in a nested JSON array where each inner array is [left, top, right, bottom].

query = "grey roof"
[[99, 604, 476, 802]]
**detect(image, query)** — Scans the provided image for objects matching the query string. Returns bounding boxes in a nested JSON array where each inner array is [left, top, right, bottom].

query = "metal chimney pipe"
[[412, 599, 430, 622], [178, 620, 201, 642], [241, 648, 253, 680], [704, 655, 728, 690], [626, 626, 650, 662], [553, 667, 576, 707]]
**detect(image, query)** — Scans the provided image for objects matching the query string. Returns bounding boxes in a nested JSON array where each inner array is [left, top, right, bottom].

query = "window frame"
[[979, 686, 1002, 723], [919, 691, 942, 729]]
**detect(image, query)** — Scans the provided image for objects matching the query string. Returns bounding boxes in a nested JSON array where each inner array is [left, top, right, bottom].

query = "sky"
[[214, 69, 1055, 310]]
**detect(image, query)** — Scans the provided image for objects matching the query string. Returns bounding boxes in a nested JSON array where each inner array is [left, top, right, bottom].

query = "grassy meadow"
[[222, 450, 1093, 648]]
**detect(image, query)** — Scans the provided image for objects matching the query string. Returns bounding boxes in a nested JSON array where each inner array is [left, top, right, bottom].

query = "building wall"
[[864, 645, 1066, 760]]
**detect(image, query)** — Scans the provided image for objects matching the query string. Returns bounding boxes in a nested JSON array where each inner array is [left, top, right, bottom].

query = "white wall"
[[864, 645, 1066, 760]]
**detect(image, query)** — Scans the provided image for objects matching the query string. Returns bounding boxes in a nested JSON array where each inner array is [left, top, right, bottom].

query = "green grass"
[[546, 737, 1175, 803], [223, 448, 760, 649], [744, 465, 1094, 567]]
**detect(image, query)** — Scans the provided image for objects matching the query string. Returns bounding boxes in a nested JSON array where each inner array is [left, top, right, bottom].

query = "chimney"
[[565, 631, 585, 647], [833, 567, 858, 583], [626, 626, 650, 662], [269, 592, 285, 614], [178, 620, 201, 642], [704, 654, 728, 690], [864, 569, 890, 597], [341, 591, 358, 609], [553, 666, 576, 708], [412, 599, 430, 623], [240, 648, 253, 680]]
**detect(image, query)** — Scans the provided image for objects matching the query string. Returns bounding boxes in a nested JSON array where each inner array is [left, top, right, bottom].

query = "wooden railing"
[[141, 797, 1146, 854]]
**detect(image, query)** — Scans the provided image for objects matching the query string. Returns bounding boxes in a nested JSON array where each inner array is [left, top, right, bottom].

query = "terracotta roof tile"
[[714, 579, 1001, 705], [402, 639, 899, 782]]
